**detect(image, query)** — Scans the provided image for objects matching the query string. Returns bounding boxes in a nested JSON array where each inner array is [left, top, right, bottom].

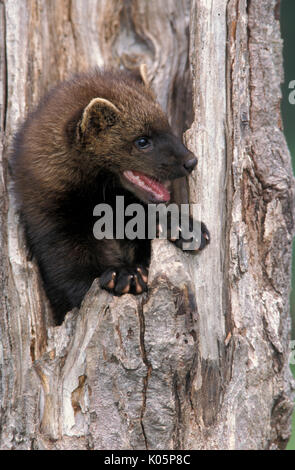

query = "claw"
[[106, 272, 116, 289], [137, 267, 148, 283], [101, 267, 148, 296], [134, 275, 143, 294]]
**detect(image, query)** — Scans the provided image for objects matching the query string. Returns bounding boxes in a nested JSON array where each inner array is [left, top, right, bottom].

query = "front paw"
[[100, 265, 148, 295], [169, 219, 210, 252]]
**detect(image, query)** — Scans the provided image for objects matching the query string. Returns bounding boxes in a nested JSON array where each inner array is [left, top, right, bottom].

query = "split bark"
[[0, 0, 294, 450]]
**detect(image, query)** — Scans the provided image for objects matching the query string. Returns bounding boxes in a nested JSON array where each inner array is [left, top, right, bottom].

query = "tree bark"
[[0, 0, 294, 450]]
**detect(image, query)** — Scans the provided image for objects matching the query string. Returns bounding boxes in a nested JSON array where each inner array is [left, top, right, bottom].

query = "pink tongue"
[[123, 170, 170, 202]]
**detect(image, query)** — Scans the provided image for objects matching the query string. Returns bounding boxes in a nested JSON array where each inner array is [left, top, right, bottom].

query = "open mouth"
[[123, 170, 171, 202]]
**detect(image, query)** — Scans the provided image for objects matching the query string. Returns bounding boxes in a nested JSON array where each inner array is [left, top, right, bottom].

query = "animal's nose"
[[183, 157, 198, 173]]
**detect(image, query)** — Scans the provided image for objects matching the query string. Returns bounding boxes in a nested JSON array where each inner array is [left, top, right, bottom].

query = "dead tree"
[[0, 0, 294, 450]]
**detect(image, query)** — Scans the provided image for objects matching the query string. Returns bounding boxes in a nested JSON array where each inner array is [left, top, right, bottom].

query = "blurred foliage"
[[287, 365, 295, 450], [281, 0, 295, 338], [281, 0, 295, 451]]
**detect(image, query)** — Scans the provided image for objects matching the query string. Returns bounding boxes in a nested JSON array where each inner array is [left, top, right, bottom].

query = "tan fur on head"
[[12, 69, 168, 193], [80, 97, 120, 134]]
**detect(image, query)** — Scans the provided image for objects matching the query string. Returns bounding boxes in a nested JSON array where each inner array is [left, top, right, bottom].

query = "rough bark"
[[0, 0, 294, 450]]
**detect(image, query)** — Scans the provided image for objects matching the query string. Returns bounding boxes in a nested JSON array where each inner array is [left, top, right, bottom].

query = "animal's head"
[[76, 68, 197, 203]]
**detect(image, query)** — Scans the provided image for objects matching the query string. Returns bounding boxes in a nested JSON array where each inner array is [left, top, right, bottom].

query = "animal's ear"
[[138, 64, 150, 88], [132, 63, 152, 89], [80, 98, 120, 134]]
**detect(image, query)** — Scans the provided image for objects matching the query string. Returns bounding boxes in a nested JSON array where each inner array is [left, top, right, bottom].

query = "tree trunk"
[[0, 0, 294, 450]]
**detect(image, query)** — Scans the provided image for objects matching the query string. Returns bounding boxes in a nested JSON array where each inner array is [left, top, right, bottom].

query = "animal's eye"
[[135, 136, 151, 149]]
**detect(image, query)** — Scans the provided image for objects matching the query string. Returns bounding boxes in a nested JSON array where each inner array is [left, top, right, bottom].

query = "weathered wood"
[[0, 0, 294, 450]]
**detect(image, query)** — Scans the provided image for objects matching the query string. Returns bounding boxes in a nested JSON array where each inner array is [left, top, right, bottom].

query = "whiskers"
[[102, 173, 116, 201]]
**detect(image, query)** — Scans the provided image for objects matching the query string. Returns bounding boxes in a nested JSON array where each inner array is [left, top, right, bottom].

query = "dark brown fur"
[[11, 68, 209, 324]]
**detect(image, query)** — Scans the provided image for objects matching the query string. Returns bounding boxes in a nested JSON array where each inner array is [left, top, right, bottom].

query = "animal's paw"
[[100, 265, 148, 295], [168, 219, 210, 252]]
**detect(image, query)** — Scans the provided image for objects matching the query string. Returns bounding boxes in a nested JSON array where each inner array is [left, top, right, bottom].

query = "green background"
[[280, 0, 295, 450]]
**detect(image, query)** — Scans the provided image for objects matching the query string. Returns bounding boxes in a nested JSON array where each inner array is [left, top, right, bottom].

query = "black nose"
[[183, 157, 198, 173]]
